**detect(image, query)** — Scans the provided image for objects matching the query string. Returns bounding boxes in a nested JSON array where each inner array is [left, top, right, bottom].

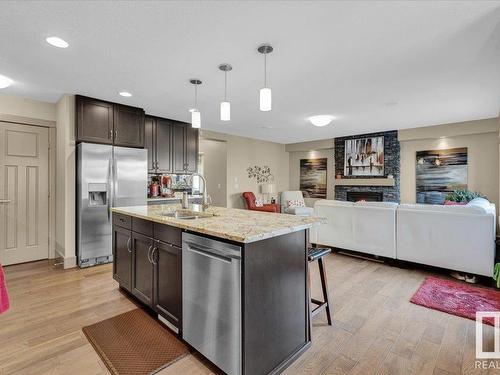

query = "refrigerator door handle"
[[106, 156, 112, 221]]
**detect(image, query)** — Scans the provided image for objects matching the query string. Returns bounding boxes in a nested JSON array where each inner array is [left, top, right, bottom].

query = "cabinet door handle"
[[126, 237, 132, 253], [109, 129, 113, 140], [152, 247, 158, 265], [0, 199, 10, 204], [114, 130, 118, 139], [147, 245, 153, 263]]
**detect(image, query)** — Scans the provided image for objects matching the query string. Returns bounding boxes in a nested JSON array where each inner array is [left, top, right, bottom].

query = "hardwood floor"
[[0, 253, 497, 375]]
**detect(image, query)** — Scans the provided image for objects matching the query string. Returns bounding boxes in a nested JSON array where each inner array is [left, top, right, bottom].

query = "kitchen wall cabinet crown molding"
[[76, 95, 144, 148]]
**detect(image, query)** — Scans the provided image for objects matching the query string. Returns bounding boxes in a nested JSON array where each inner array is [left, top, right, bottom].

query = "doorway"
[[0, 122, 49, 265], [199, 139, 227, 207]]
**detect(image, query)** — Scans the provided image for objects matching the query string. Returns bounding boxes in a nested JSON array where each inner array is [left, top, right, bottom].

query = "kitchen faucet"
[[187, 173, 210, 210]]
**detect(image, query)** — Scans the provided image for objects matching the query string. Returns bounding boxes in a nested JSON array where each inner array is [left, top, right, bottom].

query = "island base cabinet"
[[154, 241, 182, 330], [242, 230, 309, 375], [131, 232, 155, 307], [112, 225, 132, 292]]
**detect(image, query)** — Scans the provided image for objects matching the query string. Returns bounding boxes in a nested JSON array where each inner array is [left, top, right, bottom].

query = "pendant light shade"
[[259, 88, 272, 112], [189, 79, 202, 128], [258, 44, 273, 112], [191, 110, 201, 129], [220, 101, 230, 121], [218, 63, 232, 121]]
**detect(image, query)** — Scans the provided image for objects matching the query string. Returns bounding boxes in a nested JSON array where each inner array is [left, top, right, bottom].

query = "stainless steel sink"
[[160, 209, 215, 220]]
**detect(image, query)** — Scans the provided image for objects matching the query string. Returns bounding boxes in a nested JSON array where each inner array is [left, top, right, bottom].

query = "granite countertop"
[[112, 204, 325, 243]]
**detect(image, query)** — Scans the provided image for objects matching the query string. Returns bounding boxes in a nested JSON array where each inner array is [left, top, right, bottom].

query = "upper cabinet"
[[172, 121, 198, 174], [148, 118, 198, 175], [145, 116, 173, 174], [76, 95, 145, 148]]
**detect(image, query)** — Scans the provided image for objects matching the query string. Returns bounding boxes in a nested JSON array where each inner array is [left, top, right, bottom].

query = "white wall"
[[399, 118, 499, 209], [199, 138, 227, 207], [200, 129, 289, 209]]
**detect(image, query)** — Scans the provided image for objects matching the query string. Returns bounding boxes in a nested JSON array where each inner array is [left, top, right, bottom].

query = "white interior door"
[[0, 122, 49, 265]]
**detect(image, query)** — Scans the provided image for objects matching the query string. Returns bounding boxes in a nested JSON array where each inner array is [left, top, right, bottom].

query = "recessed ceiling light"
[[0, 74, 13, 89], [46, 36, 69, 48], [119, 91, 132, 97], [309, 115, 334, 127]]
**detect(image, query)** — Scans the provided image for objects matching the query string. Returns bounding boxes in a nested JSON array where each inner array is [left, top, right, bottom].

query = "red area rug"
[[410, 276, 500, 326]]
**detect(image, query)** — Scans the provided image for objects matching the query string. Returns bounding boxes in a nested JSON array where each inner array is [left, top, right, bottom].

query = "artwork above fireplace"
[[346, 191, 383, 202]]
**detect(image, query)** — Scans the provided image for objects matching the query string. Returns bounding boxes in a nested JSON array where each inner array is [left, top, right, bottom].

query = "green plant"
[[445, 189, 484, 203]]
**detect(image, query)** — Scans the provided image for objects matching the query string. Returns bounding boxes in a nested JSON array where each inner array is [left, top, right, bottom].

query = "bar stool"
[[308, 247, 333, 328]]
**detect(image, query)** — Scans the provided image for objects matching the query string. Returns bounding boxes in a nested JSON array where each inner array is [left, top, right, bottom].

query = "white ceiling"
[[1, 1, 499, 144]]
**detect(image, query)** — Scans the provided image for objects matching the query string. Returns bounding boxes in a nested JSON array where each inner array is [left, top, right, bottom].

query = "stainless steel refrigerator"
[[77, 142, 147, 267]]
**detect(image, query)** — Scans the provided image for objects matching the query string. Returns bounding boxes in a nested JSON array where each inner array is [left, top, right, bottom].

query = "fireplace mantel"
[[333, 178, 395, 187]]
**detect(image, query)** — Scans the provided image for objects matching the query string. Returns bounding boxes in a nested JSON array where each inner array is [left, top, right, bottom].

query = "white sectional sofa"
[[311, 198, 496, 277]]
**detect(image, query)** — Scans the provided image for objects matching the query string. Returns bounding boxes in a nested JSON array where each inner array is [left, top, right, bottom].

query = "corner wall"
[[201, 130, 289, 209], [399, 118, 499, 209]]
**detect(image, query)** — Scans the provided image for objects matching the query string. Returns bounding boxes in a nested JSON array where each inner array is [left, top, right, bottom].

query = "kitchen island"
[[111, 204, 324, 375]]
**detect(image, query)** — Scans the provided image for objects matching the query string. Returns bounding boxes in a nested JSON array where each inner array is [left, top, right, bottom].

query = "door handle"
[[187, 245, 232, 264], [0, 200, 10, 204], [147, 245, 153, 263], [126, 237, 132, 253], [152, 247, 158, 265]]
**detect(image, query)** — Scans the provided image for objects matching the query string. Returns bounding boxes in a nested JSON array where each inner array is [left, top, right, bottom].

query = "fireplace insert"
[[346, 191, 383, 202]]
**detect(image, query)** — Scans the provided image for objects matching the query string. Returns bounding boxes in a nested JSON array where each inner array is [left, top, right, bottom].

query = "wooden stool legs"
[[309, 257, 333, 327]]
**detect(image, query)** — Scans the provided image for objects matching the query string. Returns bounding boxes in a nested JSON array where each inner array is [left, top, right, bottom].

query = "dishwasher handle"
[[186, 244, 233, 264]]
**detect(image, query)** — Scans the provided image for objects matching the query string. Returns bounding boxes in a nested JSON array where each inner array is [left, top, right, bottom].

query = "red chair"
[[242, 192, 280, 213]]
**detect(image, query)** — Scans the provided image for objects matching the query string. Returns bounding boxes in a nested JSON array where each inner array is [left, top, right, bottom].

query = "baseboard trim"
[[63, 255, 77, 269]]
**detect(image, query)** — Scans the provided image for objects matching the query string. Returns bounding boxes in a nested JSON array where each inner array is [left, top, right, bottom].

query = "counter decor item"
[[0, 263, 9, 314]]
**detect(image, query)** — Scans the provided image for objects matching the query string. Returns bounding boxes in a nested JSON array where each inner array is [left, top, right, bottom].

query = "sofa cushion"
[[397, 203, 493, 215], [284, 206, 313, 216], [354, 201, 399, 209]]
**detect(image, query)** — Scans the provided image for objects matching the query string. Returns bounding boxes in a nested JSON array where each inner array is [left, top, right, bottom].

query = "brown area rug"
[[82, 308, 190, 375]]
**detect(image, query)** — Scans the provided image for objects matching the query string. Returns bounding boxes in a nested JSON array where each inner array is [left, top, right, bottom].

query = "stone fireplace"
[[334, 130, 400, 203]]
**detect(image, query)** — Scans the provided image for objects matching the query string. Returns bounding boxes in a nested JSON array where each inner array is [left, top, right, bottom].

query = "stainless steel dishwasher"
[[182, 232, 242, 375]]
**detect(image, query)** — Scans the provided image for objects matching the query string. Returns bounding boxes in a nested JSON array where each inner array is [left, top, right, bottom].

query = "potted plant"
[[444, 189, 484, 205]]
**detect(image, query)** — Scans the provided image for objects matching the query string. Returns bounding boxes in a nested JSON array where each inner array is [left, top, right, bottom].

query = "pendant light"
[[258, 44, 273, 112], [218, 63, 232, 121], [189, 79, 202, 128]]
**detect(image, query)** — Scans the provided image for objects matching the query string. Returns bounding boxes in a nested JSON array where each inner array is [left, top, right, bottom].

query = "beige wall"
[[200, 130, 289, 209], [199, 138, 227, 207], [0, 94, 56, 124], [399, 118, 499, 209], [55, 94, 76, 268]]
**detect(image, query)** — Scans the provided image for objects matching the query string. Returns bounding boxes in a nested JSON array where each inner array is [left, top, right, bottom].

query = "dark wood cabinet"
[[172, 121, 198, 174], [113, 104, 145, 148], [113, 215, 182, 331], [156, 118, 173, 173], [112, 225, 132, 292], [76, 96, 114, 144], [185, 126, 199, 173], [172, 122, 186, 173], [145, 116, 173, 174], [154, 241, 182, 328], [76, 95, 144, 148], [131, 232, 155, 306], [145, 117, 156, 173]]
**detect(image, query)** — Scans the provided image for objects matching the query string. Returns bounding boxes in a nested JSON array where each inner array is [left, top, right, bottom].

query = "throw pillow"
[[255, 199, 264, 207], [287, 200, 305, 208]]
